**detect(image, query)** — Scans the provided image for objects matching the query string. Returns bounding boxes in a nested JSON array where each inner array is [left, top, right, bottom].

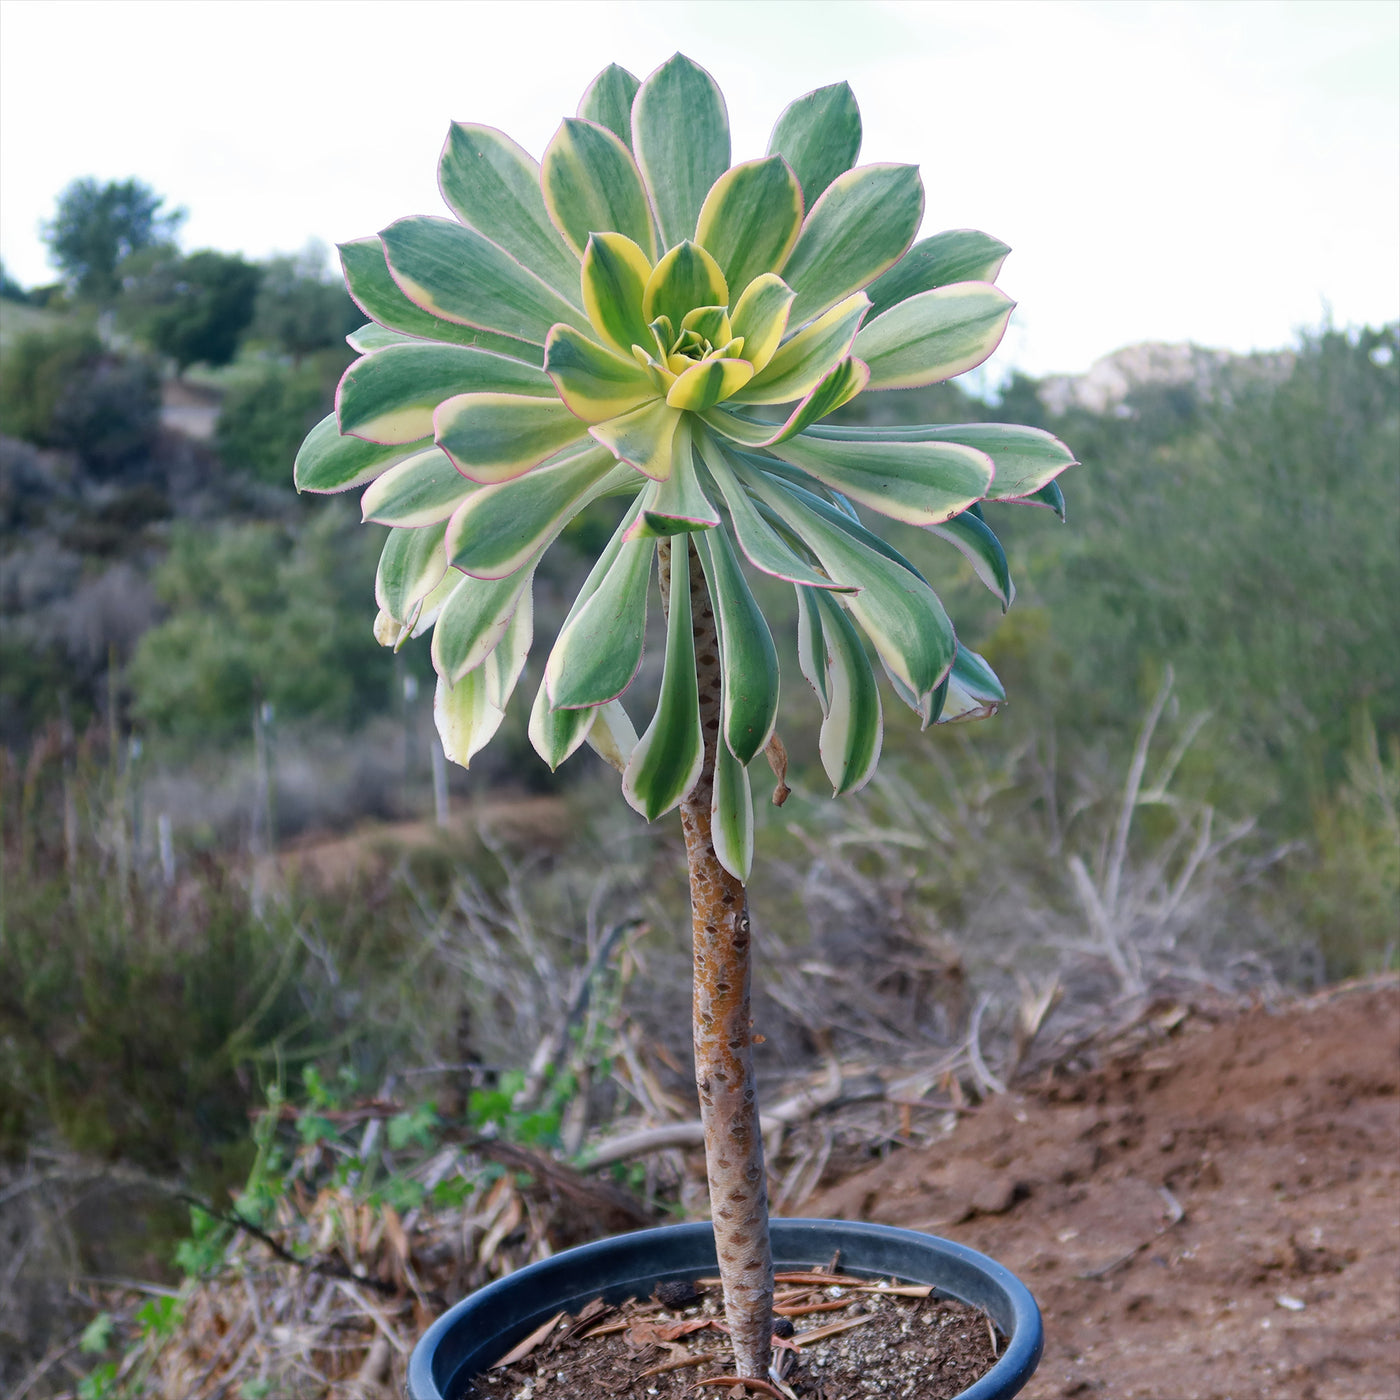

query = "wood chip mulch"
[[462, 1271, 998, 1399]]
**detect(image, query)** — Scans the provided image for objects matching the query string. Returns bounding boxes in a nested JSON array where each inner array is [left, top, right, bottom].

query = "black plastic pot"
[[408, 1218, 1042, 1400]]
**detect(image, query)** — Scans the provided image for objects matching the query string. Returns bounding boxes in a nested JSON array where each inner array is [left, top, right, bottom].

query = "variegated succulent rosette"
[[294, 55, 1075, 881]]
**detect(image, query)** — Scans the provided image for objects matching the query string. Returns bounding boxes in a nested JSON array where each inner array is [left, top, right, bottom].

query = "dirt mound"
[[808, 980, 1400, 1399]]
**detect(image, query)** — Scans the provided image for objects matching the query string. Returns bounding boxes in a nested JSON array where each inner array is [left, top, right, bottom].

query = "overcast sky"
[[1, 0, 1395, 378]]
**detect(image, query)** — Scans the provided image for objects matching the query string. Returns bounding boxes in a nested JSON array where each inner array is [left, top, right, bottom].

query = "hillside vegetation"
[[0, 188, 1396, 1394]]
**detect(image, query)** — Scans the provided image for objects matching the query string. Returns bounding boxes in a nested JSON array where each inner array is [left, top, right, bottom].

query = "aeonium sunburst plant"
[[295, 53, 1074, 1386]]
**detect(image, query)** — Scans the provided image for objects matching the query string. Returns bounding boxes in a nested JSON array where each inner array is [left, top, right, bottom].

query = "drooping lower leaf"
[[546, 515, 655, 708], [361, 447, 477, 528], [794, 585, 829, 716], [696, 434, 843, 589], [434, 592, 532, 768], [376, 521, 448, 623], [294, 412, 429, 494], [584, 699, 639, 773], [927, 510, 1014, 609], [1024, 477, 1067, 519], [747, 468, 956, 696], [710, 737, 754, 882], [937, 644, 1006, 724], [446, 446, 625, 578], [430, 567, 534, 684], [695, 527, 779, 764], [622, 539, 704, 820], [528, 675, 594, 770], [811, 589, 882, 796]]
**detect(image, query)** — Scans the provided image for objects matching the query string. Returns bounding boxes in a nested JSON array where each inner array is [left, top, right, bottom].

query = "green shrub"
[[214, 354, 342, 483], [0, 325, 159, 472], [248, 245, 361, 362], [117, 246, 261, 372], [128, 504, 392, 742]]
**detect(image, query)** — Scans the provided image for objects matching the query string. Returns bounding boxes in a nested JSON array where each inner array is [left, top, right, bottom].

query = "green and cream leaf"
[[632, 54, 730, 249], [865, 230, 1011, 317], [578, 63, 641, 150], [430, 567, 535, 684], [542, 118, 660, 261], [733, 292, 868, 405], [694, 157, 803, 292], [767, 81, 862, 206], [295, 412, 428, 494], [546, 521, 655, 708], [584, 699, 639, 773], [710, 738, 754, 882], [745, 467, 956, 695], [337, 342, 554, 444], [589, 398, 684, 481], [380, 216, 589, 345], [376, 521, 449, 623], [768, 432, 993, 526], [361, 448, 476, 528], [545, 324, 657, 423], [855, 282, 1014, 390], [581, 233, 654, 356], [438, 123, 582, 304], [446, 446, 625, 579], [696, 435, 844, 589], [339, 237, 544, 362], [435, 392, 587, 483], [927, 509, 1014, 608], [779, 164, 923, 325]]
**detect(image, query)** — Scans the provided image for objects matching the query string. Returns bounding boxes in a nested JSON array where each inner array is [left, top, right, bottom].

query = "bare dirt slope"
[[809, 981, 1400, 1400]]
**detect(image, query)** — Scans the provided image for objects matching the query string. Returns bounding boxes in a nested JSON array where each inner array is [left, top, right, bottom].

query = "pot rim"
[[409, 1217, 1042, 1400]]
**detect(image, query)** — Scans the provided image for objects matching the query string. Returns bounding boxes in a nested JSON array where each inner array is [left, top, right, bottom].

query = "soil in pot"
[[461, 1269, 1000, 1399]]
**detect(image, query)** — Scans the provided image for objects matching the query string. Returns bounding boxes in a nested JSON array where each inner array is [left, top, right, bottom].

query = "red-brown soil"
[[808, 981, 1400, 1400]]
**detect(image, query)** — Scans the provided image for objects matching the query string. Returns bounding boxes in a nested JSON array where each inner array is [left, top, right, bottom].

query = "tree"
[[295, 57, 1074, 1380], [42, 177, 184, 302], [118, 247, 262, 373]]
